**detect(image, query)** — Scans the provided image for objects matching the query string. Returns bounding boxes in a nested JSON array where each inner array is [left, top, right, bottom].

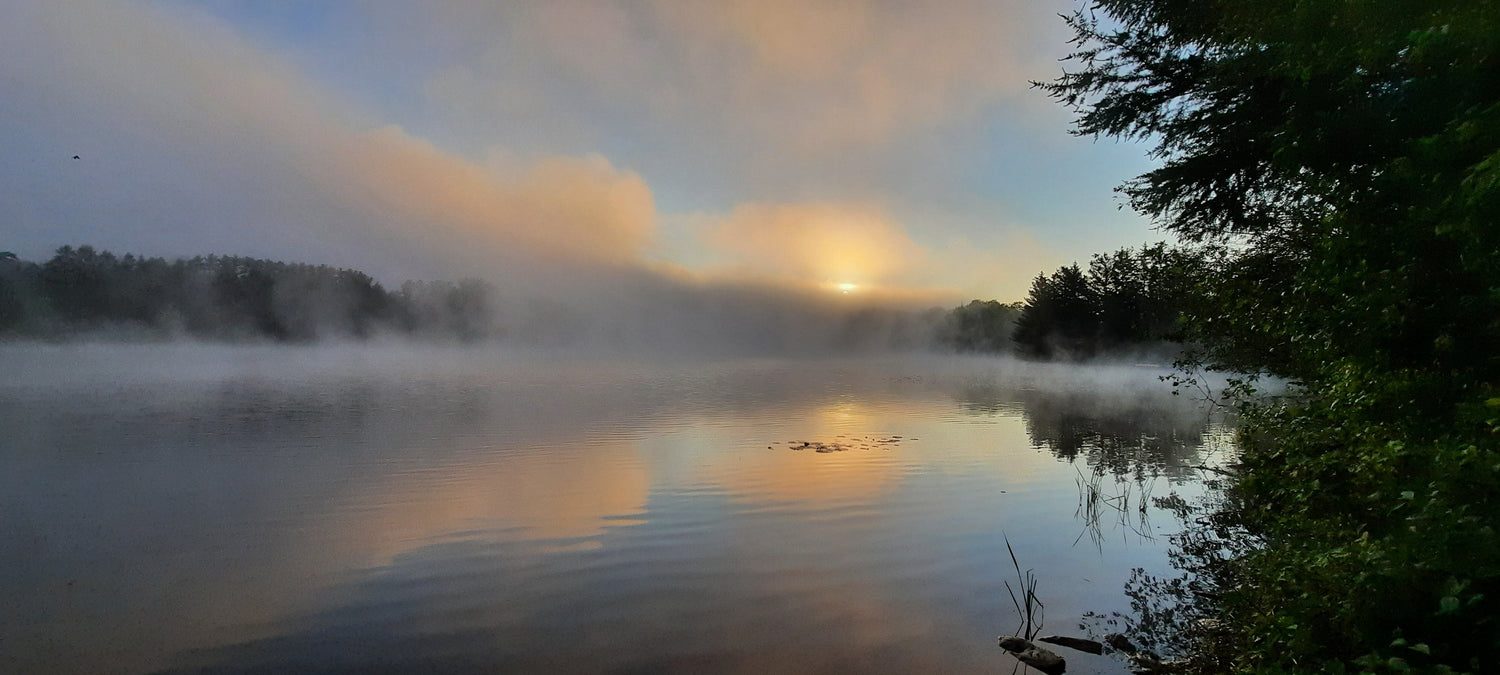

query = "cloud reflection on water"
[[0, 348, 1227, 674]]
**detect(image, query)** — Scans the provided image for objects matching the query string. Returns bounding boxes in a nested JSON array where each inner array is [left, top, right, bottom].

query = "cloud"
[[700, 202, 928, 286], [392, 1, 1090, 276], [318, 130, 656, 264], [0, 0, 1068, 356], [686, 202, 1050, 303], [0, 0, 655, 279], [644, 0, 1041, 147], [411, 0, 1063, 164], [927, 231, 1061, 301]]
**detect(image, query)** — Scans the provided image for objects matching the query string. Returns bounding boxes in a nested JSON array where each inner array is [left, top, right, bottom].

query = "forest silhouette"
[[2, 244, 1198, 357]]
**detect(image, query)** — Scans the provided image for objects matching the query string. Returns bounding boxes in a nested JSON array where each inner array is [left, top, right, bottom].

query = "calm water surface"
[[0, 345, 1233, 674]]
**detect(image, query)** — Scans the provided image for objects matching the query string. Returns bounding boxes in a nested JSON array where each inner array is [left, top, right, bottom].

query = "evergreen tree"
[[1041, 1, 1500, 670]]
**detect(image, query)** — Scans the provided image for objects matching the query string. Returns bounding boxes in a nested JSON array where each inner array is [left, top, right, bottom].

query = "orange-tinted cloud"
[[926, 231, 1063, 301], [320, 129, 656, 264], [1, 0, 1073, 305], [420, 0, 1058, 152], [2, 0, 655, 275], [647, 0, 1038, 147], [701, 202, 928, 286]]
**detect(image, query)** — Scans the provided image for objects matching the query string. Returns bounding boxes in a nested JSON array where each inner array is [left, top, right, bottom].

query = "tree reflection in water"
[[956, 381, 1232, 480], [956, 376, 1246, 666]]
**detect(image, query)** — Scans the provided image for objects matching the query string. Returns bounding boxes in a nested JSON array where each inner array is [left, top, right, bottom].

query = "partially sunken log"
[[998, 636, 1067, 674], [1104, 633, 1138, 654], [1038, 635, 1104, 655]]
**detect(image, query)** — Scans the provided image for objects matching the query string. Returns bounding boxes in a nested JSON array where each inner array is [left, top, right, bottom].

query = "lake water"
[[0, 345, 1234, 674]]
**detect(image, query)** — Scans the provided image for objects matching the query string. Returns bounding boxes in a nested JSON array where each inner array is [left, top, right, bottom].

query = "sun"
[[836, 282, 859, 294]]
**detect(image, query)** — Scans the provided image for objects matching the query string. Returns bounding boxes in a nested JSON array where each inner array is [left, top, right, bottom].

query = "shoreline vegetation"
[[0, 244, 1197, 360], [7, 1, 1494, 670], [1038, 1, 1499, 673]]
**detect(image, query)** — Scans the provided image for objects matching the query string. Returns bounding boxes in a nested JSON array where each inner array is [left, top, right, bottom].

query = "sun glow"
[[836, 282, 859, 294]]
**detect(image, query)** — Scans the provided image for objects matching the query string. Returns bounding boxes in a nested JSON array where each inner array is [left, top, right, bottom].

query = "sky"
[[0, 0, 1162, 306]]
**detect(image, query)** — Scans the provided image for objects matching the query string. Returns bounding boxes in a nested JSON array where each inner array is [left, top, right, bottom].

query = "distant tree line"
[[2, 244, 1201, 356], [0, 245, 498, 342], [929, 299, 1025, 353], [1011, 244, 1205, 359], [924, 243, 1209, 359]]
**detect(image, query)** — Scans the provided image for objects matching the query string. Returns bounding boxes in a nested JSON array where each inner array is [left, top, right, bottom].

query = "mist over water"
[[0, 344, 1233, 674]]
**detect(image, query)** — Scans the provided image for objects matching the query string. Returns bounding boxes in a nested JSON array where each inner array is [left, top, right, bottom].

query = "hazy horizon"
[[1, 0, 1164, 316]]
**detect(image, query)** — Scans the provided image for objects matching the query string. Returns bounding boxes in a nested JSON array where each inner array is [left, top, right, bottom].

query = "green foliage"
[[1043, 0, 1500, 386], [1014, 263, 1096, 358], [1013, 244, 1201, 359], [1042, 0, 1500, 671], [1215, 392, 1500, 673]]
